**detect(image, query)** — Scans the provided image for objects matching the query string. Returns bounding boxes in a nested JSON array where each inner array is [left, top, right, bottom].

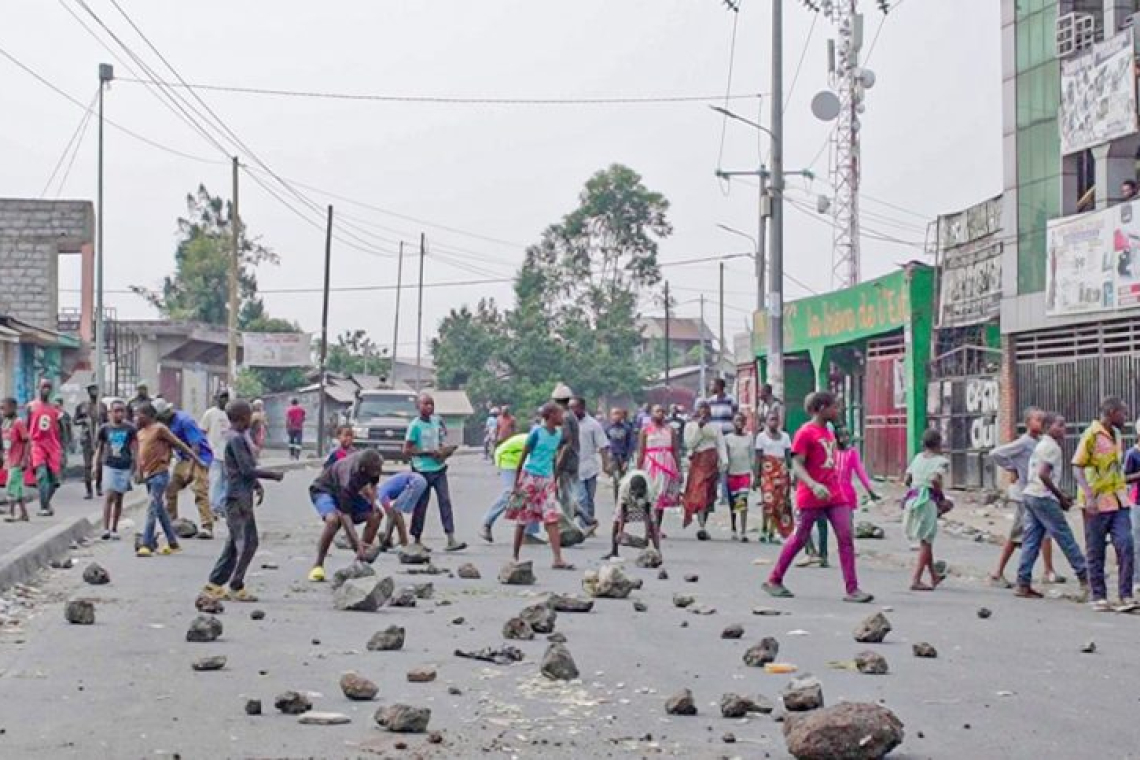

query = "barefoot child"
[[307, 449, 385, 582], [754, 411, 793, 543], [203, 401, 284, 601], [724, 413, 754, 542], [1, 398, 30, 523], [604, 469, 660, 559], [805, 426, 881, 565], [378, 470, 428, 549], [903, 429, 950, 591], [506, 402, 574, 570], [93, 400, 137, 540], [134, 402, 204, 557]]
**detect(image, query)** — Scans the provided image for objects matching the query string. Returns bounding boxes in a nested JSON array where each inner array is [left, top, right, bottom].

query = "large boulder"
[[82, 563, 110, 586], [498, 560, 535, 586], [332, 561, 376, 590], [340, 671, 378, 701], [665, 688, 698, 716], [375, 704, 431, 733], [635, 548, 663, 568], [334, 576, 395, 612], [855, 651, 889, 675], [558, 514, 585, 548], [274, 691, 312, 715], [398, 544, 432, 565], [547, 594, 594, 613], [540, 643, 579, 681], [519, 603, 557, 634], [782, 676, 824, 712], [783, 702, 904, 760], [502, 617, 535, 641], [64, 600, 95, 625], [186, 615, 222, 642], [853, 612, 892, 644], [743, 637, 780, 667], [366, 625, 406, 651], [583, 564, 642, 599]]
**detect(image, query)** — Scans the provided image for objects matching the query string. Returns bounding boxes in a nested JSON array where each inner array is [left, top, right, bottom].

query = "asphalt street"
[[0, 454, 1137, 759]]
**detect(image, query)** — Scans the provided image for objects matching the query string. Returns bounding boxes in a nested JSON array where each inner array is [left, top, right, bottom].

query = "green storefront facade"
[[754, 264, 936, 478]]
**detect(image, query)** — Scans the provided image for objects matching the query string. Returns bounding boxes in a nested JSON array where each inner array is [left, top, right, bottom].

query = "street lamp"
[[95, 62, 113, 393], [717, 222, 764, 316]]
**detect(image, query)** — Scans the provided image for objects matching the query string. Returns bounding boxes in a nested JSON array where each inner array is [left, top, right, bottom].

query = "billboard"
[[1045, 199, 1140, 316], [1059, 31, 1138, 155], [242, 332, 312, 367], [937, 195, 1003, 327]]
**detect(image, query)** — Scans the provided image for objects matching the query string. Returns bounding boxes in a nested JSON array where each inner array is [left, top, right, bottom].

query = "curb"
[[0, 460, 313, 592]]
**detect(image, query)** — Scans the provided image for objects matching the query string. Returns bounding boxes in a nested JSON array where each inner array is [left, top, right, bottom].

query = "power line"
[[115, 77, 764, 106], [69, 276, 515, 297], [39, 88, 97, 197], [715, 5, 743, 195], [784, 12, 818, 110]]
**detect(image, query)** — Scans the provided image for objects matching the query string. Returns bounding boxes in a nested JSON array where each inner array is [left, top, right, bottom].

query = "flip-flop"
[[551, 563, 576, 571], [445, 542, 468, 552]]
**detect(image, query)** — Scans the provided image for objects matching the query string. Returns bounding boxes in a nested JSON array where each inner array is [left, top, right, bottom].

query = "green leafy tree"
[[326, 329, 390, 378]]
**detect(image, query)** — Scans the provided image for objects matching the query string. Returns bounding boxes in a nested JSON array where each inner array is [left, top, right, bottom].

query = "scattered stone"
[[195, 594, 225, 614], [583, 564, 642, 599], [64, 600, 95, 625], [664, 688, 697, 716], [82, 562, 110, 585], [398, 544, 432, 565], [499, 560, 535, 586], [332, 561, 376, 589], [186, 615, 222, 642], [361, 543, 383, 564], [274, 691, 313, 715], [503, 617, 535, 641], [680, 620, 689, 628], [50, 557, 75, 570], [547, 632, 567, 644], [340, 671, 378, 701], [447, 686, 463, 696], [657, 569, 669, 580], [853, 612, 892, 644], [723, 732, 736, 744], [334, 576, 395, 612], [559, 520, 585, 548], [689, 605, 717, 616], [547, 594, 594, 613], [620, 532, 648, 549], [412, 582, 434, 600], [435, 599, 452, 607], [633, 601, 648, 613], [261, 561, 280, 570], [721, 624, 744, 640], [404, 564, 446, 576], [854, 521, 885, 540], [752, 606, 785, 616], [635, 548, 663, 568], [244, 699, 262, 716], [454, 646, 524, 665], [457, 563, 481, 580], [172, 518, 199, 539], [855, 650, 889, 675], [782, 676, 824, 712], [375, 704, 431, 733], [389, 589, 418, 608], [250, 609, 266, 621], [191, 655, 227, 671], [783, 702, 903, 759], [912, 642, 938, 658], [977, 607, 992, 619], [407, 665, 437, 683], [1081, 641, 1096, 654], [720, 693, 772, 718], [451, 616, 465, 625], [519, 603, 557, 634], [366, 625, 406, 651], [540, 643, 579, 681], [672, 593, 695, 609], [743, 637, 780, 667], [683, 573, 699, 583], [312, 638, 321, 646], [428, 731, 444, 744], [299, 712, 351, 725]]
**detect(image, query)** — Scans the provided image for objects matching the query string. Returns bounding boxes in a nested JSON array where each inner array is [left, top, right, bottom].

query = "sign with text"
[[1059, 31, 1138, 155], [242, 332, 312, 368], [938, 195, 1004, 326], [1046, 198, 1140, 316]]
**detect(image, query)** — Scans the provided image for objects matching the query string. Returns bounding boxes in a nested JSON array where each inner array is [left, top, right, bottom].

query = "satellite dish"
[[811, 90, 841, 122]]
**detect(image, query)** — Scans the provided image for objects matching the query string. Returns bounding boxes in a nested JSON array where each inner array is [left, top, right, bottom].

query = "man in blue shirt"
[[154, 398, 215, 539], [403, 392, 467, 552]]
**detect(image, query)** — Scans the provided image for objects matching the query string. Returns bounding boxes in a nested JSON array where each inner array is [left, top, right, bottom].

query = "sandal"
[[551, 562, 576, 571]]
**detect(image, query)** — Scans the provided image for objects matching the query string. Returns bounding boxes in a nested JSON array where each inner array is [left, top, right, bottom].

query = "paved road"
[[0, 455, 1136, 759]]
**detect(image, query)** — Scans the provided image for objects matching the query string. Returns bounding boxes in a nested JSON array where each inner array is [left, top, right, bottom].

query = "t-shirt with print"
[[791, 422, 841, 509], [524, 426, 562, 478], [97, 422, 138, 471], [1126, 446, 1140, 505], [1023, 436, 1064, 501], [1072, 420, 1128, 511], [2, 418, 29, 470], [755, 429, 792, 460], [405, 415, 446, 474]]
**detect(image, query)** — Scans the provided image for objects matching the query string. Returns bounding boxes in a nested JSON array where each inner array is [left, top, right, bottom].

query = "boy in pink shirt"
[[763, 391, 873, 603]]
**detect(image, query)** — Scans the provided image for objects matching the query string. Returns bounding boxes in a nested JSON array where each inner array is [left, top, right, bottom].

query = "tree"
[[432, 164, 672, 414], [133, 185, 278, 327], [327, 329, 390, 377]]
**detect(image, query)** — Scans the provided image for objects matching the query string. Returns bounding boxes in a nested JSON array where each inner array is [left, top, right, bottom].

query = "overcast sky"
[[3, 0, 1001, 360]]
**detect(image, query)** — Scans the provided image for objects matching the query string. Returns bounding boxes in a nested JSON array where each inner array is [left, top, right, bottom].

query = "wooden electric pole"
[[415, 233, 425, 391], [317, 204, 333, 458], [227, 156, 240, 389], [390, 241, 404, 387]]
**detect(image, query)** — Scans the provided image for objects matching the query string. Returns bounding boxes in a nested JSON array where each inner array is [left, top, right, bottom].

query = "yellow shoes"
[[136, 546, 153, 558], [201, 583, 226, 599], [229, 588, 258, 603], [308, 566, 326, 583]]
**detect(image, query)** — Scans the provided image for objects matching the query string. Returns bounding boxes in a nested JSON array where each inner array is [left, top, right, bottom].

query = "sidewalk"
[[0, 455, 312, 590]]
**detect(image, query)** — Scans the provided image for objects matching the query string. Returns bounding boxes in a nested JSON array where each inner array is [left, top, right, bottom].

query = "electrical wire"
[[784, 12, 818, 110], [715, 6, 743, 196], [63, 276, 516, 296], [865, 0, 906, 65], [39, 88, 98, 197]]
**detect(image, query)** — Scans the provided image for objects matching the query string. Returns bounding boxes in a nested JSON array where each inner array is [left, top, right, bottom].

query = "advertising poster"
[[1059, 31, 1138, 155], [1045, 199, 1140, 316], [242, 332, 313, 367]]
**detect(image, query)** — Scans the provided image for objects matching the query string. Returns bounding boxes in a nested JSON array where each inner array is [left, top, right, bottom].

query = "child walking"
[[93, 399, 137, 540], [134, 402, 203, 556], [604, 469, 660, 560], [903, 429, 951, 591], [203, 401, 284, 601], [754, 410, 793, 543], [639, 404, 682, 535], [724, 413, 754, 542], [1, 398, 30, 523], [763, 392, 873, 603], [803, 427, 880, 566], [308, 449, 385, 582], [505, 402, 574, 570]]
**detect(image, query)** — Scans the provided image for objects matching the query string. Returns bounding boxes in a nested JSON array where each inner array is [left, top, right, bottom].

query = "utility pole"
[[94, 63, 113, 392], [718, 262, 726, 379], [757, 170, 768, 314], [663, 281, 671, 388], [227, 156, 239, 389], [415, 233, 425, 391], [317, 205, 333, 458], [769, 0, 786, 403], [699, 294, 707, 395], [390, 241, 404, 387]]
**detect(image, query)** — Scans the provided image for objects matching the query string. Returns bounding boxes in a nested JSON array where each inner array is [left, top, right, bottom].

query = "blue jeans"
[[208, 460, 227, 514], [1085, 508, 1134, 601], [575, 476, 599, 527], [483, 469, 539, 535], [143, 471, 178, 549], [1019, 495, 1087, 588]]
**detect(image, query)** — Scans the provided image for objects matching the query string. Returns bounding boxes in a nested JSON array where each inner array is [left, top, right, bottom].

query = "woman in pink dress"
[[638, 404, 681, 534]]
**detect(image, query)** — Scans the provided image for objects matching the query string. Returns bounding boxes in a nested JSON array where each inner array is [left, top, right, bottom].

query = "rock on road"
[[0, 455, 1137, 758]]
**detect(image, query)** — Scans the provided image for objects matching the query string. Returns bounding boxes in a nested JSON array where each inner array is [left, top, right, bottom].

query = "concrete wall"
[[0, 200, 94, 331]]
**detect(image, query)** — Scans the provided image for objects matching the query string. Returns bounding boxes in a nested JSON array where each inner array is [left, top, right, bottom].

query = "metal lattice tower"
[[822, 0, 863, 288]]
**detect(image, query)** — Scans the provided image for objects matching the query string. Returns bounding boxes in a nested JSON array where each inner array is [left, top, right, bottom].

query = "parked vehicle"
[[347, 389, 418, 462]]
